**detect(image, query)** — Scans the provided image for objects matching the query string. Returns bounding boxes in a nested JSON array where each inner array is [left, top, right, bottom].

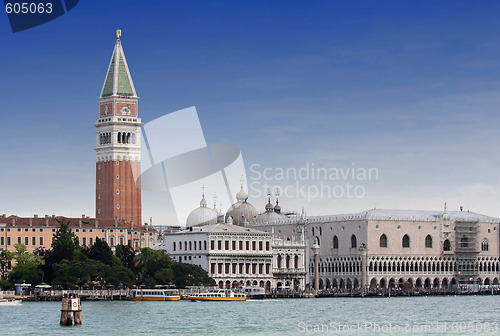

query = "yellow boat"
[[189, 289, 247, 302], [130, 288, 180, 301]]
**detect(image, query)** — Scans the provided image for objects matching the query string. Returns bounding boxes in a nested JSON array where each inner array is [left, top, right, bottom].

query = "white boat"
[[0, 299, 22, 306], [129, 289, 180, 301], [189, 289, 247, 301], [240, 286, 266, 299]]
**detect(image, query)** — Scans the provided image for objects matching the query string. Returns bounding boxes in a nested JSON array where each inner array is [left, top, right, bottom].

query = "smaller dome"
[[265, 198, 273, 212], [186, 193, 217, 228], [236, 188, 248, 202], [274, 200, 281, 213], [200, 196, 207, 207]]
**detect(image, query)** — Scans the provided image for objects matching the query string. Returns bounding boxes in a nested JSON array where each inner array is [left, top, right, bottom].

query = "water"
[[1, 296, 499, 335]]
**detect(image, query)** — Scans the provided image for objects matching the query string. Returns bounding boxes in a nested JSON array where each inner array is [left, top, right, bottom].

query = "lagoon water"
[[1, 296, 499, 335]]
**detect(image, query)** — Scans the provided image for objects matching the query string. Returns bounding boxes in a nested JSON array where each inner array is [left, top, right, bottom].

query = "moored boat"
[[0, 299, 22, 306], [240, 286, 266, 299], [130, 289, 180, 301], [189, 289, 247, 301]]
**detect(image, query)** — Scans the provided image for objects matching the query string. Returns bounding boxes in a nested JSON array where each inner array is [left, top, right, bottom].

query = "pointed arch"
[[380, 234, 388, 248], [351, 234, 357, 249], [425, 235, 433, 248], [402, 234, 410, 248]]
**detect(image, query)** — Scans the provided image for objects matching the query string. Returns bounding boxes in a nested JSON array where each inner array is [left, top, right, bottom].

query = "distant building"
[[155, 191, 307, 291], [252, 206, 500, 291], [0, 214, 156, 253]]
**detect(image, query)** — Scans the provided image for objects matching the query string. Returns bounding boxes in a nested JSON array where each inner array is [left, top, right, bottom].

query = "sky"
[[1, 1, 500, 225]]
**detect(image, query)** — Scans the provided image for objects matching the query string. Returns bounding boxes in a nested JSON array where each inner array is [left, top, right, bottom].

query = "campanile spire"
[[95, 31, 142, 232]]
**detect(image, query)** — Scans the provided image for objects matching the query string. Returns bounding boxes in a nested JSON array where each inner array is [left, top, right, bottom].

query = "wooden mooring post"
[[60, 295, 82, 326]]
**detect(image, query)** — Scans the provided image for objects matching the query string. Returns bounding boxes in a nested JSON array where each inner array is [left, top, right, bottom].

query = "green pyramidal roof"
[[100, 38, 137, 98]]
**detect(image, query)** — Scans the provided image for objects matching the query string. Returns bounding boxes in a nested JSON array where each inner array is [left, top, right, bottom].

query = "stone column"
[[311, 242, 320, 291], [359, 243, 367, 296]]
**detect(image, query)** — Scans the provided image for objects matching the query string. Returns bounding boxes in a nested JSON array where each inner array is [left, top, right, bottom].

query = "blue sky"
[[1, 1, 500, 224]]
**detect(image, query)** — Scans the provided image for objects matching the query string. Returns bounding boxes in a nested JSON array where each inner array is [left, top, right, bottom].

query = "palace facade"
[[252, 207, 500, 291]]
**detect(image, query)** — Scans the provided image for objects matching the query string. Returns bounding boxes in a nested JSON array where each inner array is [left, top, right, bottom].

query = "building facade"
[[252, 207, 500, 291]]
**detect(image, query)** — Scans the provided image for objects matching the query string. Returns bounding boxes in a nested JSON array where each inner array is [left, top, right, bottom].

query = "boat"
[[0, 299, 22, 306], [240, 286, 266, 299], [189, 289, 247, 301], [129, 289, 180, 301]]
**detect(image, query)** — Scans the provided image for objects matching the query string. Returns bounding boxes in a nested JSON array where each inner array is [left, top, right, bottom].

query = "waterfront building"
[[155, 190, 307, 291], [252, 205, 500, 291], [0, 214, 156, 254]]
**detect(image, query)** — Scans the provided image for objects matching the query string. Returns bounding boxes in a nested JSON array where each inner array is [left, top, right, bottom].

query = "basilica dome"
[[186, 194, 218, 228], [225, 186, 258, 226]]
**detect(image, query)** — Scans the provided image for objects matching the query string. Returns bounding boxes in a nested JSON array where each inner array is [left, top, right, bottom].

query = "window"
[[210, 240, 214, 250], [18, 237, 21, 244], [443, 239, 451, 251], [351, 235, 357, 249], [266, 241, 270, 251], [252, 241, 256, 250], [482, 239, 489, 251], [402, 234, 410, 248], [277, 255, 282, 268], [173, 242, 176, 251], [89, 237, 93, 246], [333, 235, 338, 249], [225, 241, 229, 250], [82, 237, 87, 246], [246, 241, 249, 250], [39, 237, 43, 246], [239, 241, 243, 250], [294, 255, 299, 268], [0, 237, 4, 245], [218, 241, 222, 250], [204, 241, 207, 250], [117, 204, 120, 209], [116, 174, 120, 179], [460, 236, 468, 249], [259, 241, 263, 250], [232, 241, 236, 250], [7, 237, 10, 246], [380, 234, 388, 248], [110, 237, 114, 247], [425, 235, 433, 248], [32, 237, 36, 246]]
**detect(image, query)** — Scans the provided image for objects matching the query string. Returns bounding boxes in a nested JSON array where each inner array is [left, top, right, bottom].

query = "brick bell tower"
[[95, 30, 142, 227]]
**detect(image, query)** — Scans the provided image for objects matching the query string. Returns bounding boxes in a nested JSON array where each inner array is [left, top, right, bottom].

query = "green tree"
[[171, 262, 215, 288], [8, 243, 44, 285], [115, 244, 135, 269], [0, 248, 14, 279], [88, 238, 115, 266], [52, 218, 79, 251], [134, 248, 172, 285]]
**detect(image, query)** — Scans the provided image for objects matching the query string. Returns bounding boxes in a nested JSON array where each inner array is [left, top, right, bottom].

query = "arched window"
[[425, 235, 433, 248], [117, 132, 121, 143], [380, 234, 388, 248], [314, 236, 320, 246], [351, 234, 357, 249], [443, 239, 451, 251], [460, 236, 468, 249], [402, 234, 410, 248], [333, 235, 338, 249], [173, 242, 176, 251], [312, 228, 315, 236], [286, 255, 290, 268], [319, 227, 322, 236], [294, 255, 299, 268], [482, 239, 489, 251], [277, 255, 282, 268]]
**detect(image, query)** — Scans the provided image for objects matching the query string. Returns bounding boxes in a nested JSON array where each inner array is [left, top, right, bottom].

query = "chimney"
[[29, 218, 33, 226], [52, 215, 55, 219], [34, 214, 38, 218], [82, 214, 85, 219], [79, 219, 82, 227], [11, 217, 16, 226], [114, 217, 118, 227], [2, 214, 6, 218], [45, 215, 49, 226], [130, 220, 134, 230], [95, 219, 99, 228]]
